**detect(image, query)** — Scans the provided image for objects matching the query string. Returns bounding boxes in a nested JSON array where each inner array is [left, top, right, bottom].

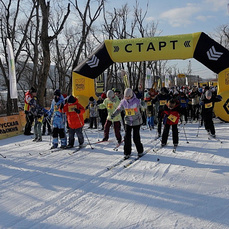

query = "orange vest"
[[61, 99, 85, 129]]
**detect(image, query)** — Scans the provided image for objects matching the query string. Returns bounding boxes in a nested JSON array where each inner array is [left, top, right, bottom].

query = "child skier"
[[86, 96, 98, 129], [29, 97, 44, 142], [60, 95, 85, 148], [111, 88, 144, 159], [144, 92, 155, 130], [161, 98, 181, 147], [97, 90, 122, 143], [46, 89, 67, 149]]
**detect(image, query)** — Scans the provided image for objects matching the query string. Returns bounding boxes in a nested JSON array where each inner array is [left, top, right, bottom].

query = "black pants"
[[89, 117, 97, 128], [42, 118, 52, 134], [24, 113, 34, 135], [68, 127, 84, 146], [180, 107, 188, 122], [203, 114, 215, 135], [162, 124, 178, 145], [124, 124, 143, 156], [191, 104, 199, 121], [157, 110, 163, 135]]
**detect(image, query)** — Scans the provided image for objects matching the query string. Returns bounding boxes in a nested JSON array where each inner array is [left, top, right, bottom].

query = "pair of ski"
[[106, 152, 146, 171], [39, 144, 87, 156], [92, 139, 124, 151], [68, 144, 87, 155], [39, 147, 65, 156], [153, 145, 177, 153]]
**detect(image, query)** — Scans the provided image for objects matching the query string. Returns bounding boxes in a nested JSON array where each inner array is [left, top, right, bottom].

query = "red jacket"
[[61, 98, 85, 129], [162, 103, 180, 125]]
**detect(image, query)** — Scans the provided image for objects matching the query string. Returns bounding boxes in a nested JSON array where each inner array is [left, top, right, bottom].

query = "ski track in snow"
[[0, 121, 229, 228]]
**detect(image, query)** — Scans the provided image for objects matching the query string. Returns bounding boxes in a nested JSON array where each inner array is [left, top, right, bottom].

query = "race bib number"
[[147, 101, 152, 106], [205, 102, 213, 108], [107, 103, 113, 109], [125, 108, 135, 116], [68, 105, 77, 112], [168, 114, 178, 123], [160, 100, 166, 106], [181, 99, 186, 103]]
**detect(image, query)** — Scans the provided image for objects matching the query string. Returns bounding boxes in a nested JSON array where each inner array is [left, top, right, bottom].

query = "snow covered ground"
[[0, 119, 229, 229]]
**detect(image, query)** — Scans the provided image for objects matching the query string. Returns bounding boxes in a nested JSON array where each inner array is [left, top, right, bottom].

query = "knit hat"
[[68, 95, 76, 104], [168, 99, 176, 109], [89, 96, 94, 101], [124, 88, 133, 98], [106, 90, 115, 99], [205, 90, 212, 99], [101, 93, 106, 99], [30, 87, 37, 93], [54, 89, 61, 96]]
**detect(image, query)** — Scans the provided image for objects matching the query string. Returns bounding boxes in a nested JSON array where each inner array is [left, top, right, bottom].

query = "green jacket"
[[98, 96, 121, 122]]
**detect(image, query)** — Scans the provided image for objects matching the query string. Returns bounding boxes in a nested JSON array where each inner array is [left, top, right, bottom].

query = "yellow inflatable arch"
[[72, 32, 229, 122]]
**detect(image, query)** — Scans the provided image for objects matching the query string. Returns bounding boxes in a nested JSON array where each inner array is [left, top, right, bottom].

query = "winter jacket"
[[144, 99, 155, 117], [200, 95, 222, 117], [152, 93, 172, 111], [29, 98, 44, 123], [47, 95, 65, 128], [86, 99, 98, 117], [112, 94, 142, 126], [162, 103, 181, 125], [189, 91, 201, 105], [178, 95, 189, 108], [60, 98, 85, 129], [98, 95, 121, 122]]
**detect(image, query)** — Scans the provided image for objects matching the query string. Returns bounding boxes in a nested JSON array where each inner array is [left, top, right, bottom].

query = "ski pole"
[[45, 116, 53, 145], [182, 124, 189, 143], [196, 120, 200, 137], [77, 113, 94, 149]]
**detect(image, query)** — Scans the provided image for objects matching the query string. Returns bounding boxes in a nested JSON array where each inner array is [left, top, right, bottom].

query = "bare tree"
[[69, 0, 104, 92], [214, 25, 229, 49], [37, 0, 70, 106], [0, 0, 36, 115]]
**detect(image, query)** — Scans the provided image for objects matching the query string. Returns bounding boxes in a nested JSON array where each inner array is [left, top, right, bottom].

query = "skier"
[[144, 92, 155, 130], [188, 86, 201, 122], [46, 89, 67, 149], [152, 87, 171, 138], [60, 95, 85, 148], [86, 96, 98, 129], [178, 92, 189, 124], [111, 88, 144, 159], [97, 90, 122, 143], [24, 87, 37, 135], [29, 96, 44, 142], [161, 98, 181, 147], [97, 96, 107, 131], [200, 90, 222, 138]]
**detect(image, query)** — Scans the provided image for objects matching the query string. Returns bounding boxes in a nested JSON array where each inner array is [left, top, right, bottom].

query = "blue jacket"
[[47, 95, 65, 128]]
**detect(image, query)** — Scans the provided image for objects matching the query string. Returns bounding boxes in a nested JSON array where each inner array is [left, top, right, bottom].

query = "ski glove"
[[59, 103, 64, 110], [74, 108, 81, 114]]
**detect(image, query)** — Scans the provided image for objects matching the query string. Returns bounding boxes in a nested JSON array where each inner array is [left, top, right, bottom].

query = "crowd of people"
[[23, 84, 222, 159]]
